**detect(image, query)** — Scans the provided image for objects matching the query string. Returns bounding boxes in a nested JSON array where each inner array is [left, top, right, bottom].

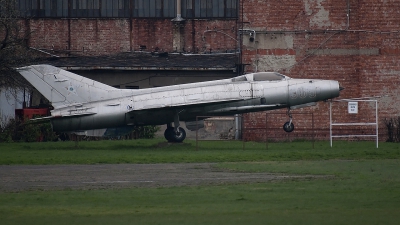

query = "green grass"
[[1, 139, 400, 224], [0, 139, 399, 164], [1, 160, 400, 225]]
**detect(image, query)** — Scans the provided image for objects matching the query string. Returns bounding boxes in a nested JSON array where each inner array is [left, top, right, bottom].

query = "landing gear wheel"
[[283, 122, 295, 133], [164, 127, 186, 143], [164, 127, 174, 141]]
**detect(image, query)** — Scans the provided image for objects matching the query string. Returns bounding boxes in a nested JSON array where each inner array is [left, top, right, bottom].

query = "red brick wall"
[[23, 18, 237, 55], [25, 19, 132, 54], [131, 19, 174, 52], [240, 0, 400, 141], [182, 20, 238, 53], [27, 19, 69, 51]]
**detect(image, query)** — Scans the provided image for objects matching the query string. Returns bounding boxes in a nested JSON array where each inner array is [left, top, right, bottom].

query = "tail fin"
[[16, 64, 117, 109]]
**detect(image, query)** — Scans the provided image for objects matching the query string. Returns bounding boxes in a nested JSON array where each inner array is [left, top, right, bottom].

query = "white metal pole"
[[177, 0, 182, 19], [330, 101, 332, 147], [376, 100, 379, 148]]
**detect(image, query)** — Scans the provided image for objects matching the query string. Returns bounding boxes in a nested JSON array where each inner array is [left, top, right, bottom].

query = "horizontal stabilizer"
[[30, 112, 96, 121]]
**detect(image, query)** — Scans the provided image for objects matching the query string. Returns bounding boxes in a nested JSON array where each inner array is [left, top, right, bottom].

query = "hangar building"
[[5, 0, 400, 141]]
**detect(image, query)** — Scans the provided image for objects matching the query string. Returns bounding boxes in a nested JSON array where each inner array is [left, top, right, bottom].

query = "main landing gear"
[[164, 124, 186, 143], [163, 112, 186, 143], [283, 109, 295, 133]]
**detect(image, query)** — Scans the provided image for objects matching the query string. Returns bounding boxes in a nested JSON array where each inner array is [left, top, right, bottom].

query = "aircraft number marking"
[[291, 87, 317, 99]]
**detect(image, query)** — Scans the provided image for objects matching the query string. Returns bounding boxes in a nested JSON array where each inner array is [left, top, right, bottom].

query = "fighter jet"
[[17, 64, 342, 142]]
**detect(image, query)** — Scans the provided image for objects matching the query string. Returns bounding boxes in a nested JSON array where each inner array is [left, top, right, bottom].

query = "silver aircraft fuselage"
[[17, 65, 341, 141]]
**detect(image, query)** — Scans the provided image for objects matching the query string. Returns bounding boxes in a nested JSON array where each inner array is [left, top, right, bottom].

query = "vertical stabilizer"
[[16, 65, 118, 109]]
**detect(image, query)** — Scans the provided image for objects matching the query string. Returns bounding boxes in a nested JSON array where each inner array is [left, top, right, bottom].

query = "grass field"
[[1, 139, 400, 225], [0, 138, 399, 164]]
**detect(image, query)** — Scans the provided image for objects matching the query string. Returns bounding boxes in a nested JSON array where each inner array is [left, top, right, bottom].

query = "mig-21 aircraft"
[[17, 64, 342, 142]]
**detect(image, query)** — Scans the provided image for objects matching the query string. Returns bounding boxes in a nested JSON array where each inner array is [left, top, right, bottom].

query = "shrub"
[[0, 118, 18, 142], [384, 117, 400, 142], [133, 126, 160, 139], [0, 118, 57, 143]]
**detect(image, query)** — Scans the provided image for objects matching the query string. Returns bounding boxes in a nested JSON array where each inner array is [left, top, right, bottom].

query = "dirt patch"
[[0, 163, 319, 192]]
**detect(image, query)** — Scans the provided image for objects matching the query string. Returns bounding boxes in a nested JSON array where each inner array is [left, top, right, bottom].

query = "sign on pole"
[[348, 102, 358, 114]]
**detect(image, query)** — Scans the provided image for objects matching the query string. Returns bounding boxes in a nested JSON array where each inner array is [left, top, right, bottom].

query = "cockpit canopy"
[[231, 72, 289, 82]]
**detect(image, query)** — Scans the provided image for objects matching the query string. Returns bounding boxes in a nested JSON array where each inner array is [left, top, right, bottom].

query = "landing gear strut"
[[163, 111, 186, 143], [283, 109, 295, 133]]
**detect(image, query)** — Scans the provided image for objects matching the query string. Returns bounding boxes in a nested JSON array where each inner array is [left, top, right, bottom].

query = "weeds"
[[0, 118, 57, 142], [384, 117, 400, 142]]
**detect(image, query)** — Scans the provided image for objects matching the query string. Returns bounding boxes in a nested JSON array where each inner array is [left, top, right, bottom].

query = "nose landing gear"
[[283, 109, 295, 133]]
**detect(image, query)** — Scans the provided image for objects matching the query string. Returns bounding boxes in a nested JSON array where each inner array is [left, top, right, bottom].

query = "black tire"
[[283, 122, 295, 133], [164, 127, 174, 142], [164, 127, 186, 142]]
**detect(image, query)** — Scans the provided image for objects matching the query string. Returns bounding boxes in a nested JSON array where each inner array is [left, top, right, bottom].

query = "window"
[[133, 0, 175, 18], [163, 0, 175, 18], [253, 72, 286, 81], [71, 0, 100, 18], [182, 0, 238, 18], [226, 0, 237, 17], [154, 0, 162, 17], [101, 0, 129, 17], [17, 0, 68, 17], [16, 0, 237, 18], [182, 0, 193, 18]]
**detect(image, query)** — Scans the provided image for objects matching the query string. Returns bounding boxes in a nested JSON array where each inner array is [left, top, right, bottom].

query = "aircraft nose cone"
[[339, 86, 345, 91], [318, 80, 341, 100]]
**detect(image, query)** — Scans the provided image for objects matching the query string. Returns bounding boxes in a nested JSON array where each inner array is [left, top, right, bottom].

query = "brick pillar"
[[172, 20, 185, 52]]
